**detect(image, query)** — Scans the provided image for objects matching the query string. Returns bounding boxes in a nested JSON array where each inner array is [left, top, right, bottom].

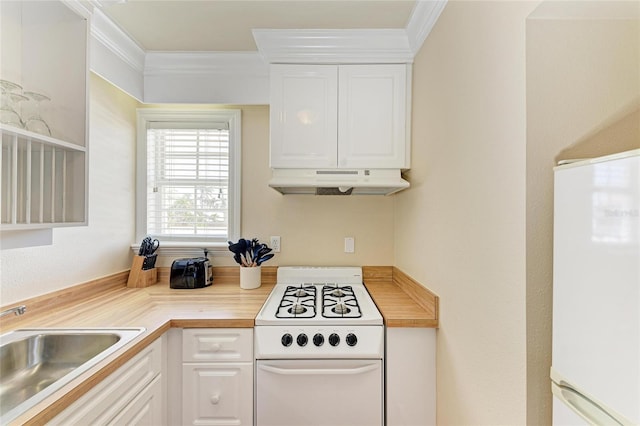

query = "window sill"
[[130, 242, 232, 258]]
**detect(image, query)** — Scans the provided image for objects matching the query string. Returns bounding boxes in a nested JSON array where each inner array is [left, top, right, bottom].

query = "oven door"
[[256, 359, 383, 426]]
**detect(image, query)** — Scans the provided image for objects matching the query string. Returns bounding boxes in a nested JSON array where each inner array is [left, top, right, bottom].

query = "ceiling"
[[99, 0, 418, 52]]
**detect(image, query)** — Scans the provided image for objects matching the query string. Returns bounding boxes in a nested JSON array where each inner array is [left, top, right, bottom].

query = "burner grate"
[[321, 285, 362, 319], [275, 285, 317, 319]]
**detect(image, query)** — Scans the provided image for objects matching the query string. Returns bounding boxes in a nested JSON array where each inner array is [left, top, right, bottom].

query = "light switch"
[[344, 237, 355, 253]]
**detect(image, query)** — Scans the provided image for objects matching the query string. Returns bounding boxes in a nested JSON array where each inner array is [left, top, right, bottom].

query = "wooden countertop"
[[0, 265, 437, 425], [363, 266, 439, 328]]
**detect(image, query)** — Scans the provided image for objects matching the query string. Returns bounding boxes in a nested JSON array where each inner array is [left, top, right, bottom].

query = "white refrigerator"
[[552, 149, 640, 425]]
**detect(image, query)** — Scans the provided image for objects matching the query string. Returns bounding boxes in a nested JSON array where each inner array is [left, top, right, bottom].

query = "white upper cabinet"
[[270, 64, 409, 170], [338, 65, 407, 168], [270, 65, 338, 168], [0, 0, 88, 229]]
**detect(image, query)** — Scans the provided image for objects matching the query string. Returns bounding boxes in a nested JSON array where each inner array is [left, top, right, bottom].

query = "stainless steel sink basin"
[[0, 327, 144, 423]]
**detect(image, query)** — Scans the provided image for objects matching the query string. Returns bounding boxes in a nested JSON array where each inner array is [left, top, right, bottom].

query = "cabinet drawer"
[[182, 328, 253, 362]]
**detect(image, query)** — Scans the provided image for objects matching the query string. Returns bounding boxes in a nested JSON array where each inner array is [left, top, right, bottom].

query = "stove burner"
[[332, 303, 351, 315], [288, 304, 307, 315], [275, 285, 317, 319], [331, 289, 345, 298], [321, 285, 362, 319]]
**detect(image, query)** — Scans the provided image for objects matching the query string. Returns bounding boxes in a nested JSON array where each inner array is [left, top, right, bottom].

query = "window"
[[136, 109, 241, 250]]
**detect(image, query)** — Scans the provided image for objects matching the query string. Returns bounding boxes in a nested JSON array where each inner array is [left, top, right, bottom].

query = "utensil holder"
[[240, 266, 261, 290], [127, 255, 158, 288]]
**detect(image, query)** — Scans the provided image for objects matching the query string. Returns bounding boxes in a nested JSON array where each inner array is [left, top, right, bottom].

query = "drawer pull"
[[208, 343, 222, 352], [210, 394, 221, 405]]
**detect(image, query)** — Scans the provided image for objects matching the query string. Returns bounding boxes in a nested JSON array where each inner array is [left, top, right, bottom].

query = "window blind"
[[146, 124, 230, 239]]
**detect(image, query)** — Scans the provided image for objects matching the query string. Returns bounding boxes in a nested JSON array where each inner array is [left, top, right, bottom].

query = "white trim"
[[135, 109, 242, 244], [88, 4, 444, 102], [130, 242, 234, 258], [144, 51, 268, 76], [406, 0, 448, 55], [142, 52, 269, 103], [252, 29, 414, 64], [60, 0, 93, 19], [90, 9, 146, 73], [87, 0, 126, 8]]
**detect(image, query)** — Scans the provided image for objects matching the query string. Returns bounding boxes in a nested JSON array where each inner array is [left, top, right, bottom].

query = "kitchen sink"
[[0, 327, 145, 424]]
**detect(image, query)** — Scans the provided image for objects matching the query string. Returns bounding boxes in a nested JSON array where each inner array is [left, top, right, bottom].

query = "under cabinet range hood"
[[268, 169, 409, 195]]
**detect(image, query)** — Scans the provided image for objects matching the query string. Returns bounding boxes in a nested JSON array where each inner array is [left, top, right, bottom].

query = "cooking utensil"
[[228, 238, 274, 267]]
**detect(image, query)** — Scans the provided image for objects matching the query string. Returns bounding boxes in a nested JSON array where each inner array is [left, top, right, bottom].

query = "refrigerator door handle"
[[551, 381, 628, 426]]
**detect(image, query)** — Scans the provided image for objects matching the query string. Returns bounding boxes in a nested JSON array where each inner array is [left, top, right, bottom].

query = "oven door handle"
[[258, 363, 379, 376]]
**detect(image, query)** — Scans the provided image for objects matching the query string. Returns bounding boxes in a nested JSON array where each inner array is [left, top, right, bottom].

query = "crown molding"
[[88, 1, 446, 101], [61, 0, 94, 18], [252, 29, 414, 64], [406, 0, 447, 54], [87, 0, 126, 7], [90, 8, 145, 73]]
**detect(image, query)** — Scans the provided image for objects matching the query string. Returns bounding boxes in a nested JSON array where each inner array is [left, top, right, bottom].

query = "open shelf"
[[0, 0, 89, 230], [1, 128, 86, 229]]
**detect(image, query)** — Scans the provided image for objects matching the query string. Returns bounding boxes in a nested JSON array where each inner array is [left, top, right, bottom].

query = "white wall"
[[0, 74, 138, 304], [394, 2, 537, 424]]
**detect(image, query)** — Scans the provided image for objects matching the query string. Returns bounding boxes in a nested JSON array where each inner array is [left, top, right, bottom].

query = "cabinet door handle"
[[210, 394, 221, 405]]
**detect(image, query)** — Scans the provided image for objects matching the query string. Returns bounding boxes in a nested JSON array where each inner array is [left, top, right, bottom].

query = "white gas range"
[[254, 266, 384, 426]]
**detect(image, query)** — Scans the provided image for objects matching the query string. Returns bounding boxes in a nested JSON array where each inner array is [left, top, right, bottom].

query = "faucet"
[[0, 305, 27, 318]]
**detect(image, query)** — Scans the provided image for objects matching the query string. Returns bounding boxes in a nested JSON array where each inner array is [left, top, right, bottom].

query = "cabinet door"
[[338, 64, 408, 168], [182, 363, 253, 426], [386, 328, 436, 426], [270, 64, 338, 168], [50, 337, 163, 425]]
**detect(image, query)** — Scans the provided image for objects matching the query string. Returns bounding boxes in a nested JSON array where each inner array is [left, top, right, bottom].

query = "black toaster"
[[170, 257, 213, 289]]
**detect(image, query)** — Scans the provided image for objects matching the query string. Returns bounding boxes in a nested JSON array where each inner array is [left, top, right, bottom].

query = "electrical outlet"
[[270, 236, 281, 253], [344, 237, 355, 253]]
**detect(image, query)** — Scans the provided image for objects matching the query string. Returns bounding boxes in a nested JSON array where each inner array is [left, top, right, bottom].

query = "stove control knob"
[[313, 333, 324, 346], [281, 333, 293, 347], [329, 333, 340, 347], [297, 333, 308, 347], [346, 333, 358, 347]]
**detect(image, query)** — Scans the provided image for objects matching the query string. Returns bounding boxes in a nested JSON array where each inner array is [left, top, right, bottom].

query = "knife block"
[[127, 255, 158, 288]]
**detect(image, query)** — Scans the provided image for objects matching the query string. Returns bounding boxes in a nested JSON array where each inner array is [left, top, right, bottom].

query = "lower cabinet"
[[182, 363, 253, 425], [181, 328, 254, 426], [50, 335, 165, 425], [47, 326, 434, 426], [109, 375, 163, 425], [386, 328, 436, 426]]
